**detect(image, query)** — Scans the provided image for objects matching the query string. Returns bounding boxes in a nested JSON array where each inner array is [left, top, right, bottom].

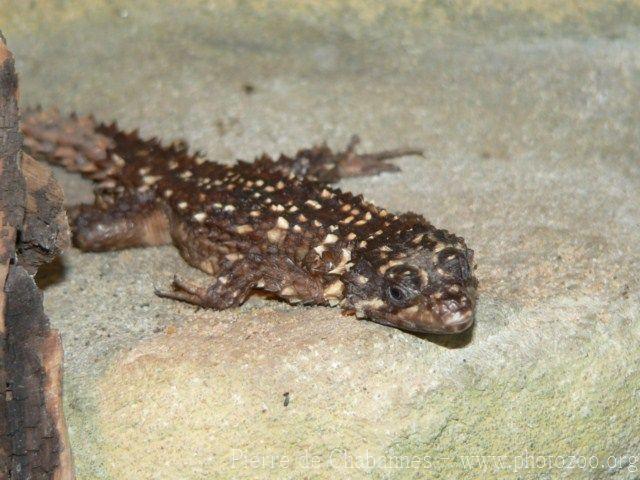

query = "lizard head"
[[344, 223, 478, 334]]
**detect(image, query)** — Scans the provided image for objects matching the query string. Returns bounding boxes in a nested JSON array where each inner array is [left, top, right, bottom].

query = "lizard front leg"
[[155, 254, 324, 310], [261, 135, 423, 183], [156, 261, 262, 309]]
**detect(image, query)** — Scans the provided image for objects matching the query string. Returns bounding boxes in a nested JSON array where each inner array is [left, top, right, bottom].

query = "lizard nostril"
[[443, 298, 461, 314]]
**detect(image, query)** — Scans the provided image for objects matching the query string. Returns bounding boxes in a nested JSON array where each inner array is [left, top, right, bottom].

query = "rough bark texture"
[[0, 31, 24, 480], [17, 154, 70, 275], [0, 33, 74, 480]]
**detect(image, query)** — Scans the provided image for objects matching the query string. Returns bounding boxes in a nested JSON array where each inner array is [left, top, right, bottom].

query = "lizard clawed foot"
[[155, 274, 244, 309], [336, 135, 423, 178], [154, 274, 211, 307]]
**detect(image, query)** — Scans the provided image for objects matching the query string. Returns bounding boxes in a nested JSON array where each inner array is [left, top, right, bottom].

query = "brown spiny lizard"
[[22, 109, 477, 334]]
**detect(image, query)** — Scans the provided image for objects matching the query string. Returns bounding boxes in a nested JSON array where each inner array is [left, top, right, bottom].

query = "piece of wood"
[[0, 30, 23, 479], [4, 268, 75, 480], [42, 333, 74, 480], [0, 32, 75, 480], [19, 153, 70, 274]]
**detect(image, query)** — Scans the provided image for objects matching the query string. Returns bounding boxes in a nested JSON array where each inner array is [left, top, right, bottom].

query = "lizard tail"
[[21, 107, 125, 185]]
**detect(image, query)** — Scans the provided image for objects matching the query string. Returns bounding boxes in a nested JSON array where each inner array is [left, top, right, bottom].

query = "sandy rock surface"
[[2, 2, 639, 478]]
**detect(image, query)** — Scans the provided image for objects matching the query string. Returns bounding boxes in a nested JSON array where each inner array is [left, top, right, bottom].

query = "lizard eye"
[[384, 265, 421, 306], [385, 282, 419, 307], [388, 286, 405, 302]]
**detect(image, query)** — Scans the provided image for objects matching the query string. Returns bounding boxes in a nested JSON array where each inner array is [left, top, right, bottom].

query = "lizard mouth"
[[432, 293, 476, 333], [389, 308, 474, 334], [437, 306, 475, 333]]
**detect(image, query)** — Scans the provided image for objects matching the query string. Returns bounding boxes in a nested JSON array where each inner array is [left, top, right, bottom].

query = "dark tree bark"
[[0, 32, 74, 480]]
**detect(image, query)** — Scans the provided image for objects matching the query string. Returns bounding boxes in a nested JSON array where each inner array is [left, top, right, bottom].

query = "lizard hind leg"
[[71, 192, 171, 251]]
